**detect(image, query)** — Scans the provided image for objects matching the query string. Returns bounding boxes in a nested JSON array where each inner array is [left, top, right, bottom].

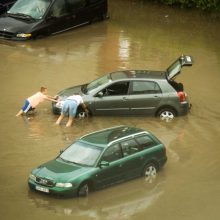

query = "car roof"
[[79, 125, 147, 147], [110, 70, 166, 81]]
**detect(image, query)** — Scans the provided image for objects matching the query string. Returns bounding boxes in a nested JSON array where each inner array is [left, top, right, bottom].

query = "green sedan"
[[28, 126, 167, 197]]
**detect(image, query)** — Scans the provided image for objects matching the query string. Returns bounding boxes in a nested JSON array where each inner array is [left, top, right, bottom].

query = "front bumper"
[[28, 179, 78, 197], [52, 102, 61, 115]]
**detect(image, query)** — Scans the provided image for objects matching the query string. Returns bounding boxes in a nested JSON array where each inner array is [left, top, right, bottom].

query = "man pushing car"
[[55, 94, 88, 127]]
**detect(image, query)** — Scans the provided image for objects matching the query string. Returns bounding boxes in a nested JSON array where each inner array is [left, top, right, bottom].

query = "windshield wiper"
[[7, 12, 35, 20], [59, 157, 83, 166], [81, 84, 88, 94], [59, 157, 72, 164]]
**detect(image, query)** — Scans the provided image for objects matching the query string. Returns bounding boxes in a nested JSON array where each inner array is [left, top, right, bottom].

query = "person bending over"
[[55, 94, 88, 127]]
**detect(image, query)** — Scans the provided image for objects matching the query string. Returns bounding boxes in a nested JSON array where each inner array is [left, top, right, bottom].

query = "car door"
[[65, 0, 90, 27], [45, 0, 73, 34], [128, 80, 162, 115], [119, 138, 143, 180], [93, 81, 130, 115], [94, 144, 124, 188], [87, 0, 108, 20]]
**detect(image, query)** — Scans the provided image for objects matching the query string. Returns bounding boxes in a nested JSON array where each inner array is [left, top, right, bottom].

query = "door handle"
[[154, 95, 160, 99], [122, 97, 127, 101]]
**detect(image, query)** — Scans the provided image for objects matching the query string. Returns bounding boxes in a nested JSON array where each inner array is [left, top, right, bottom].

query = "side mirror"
[[99, 161, 109, 168], [97, 91, 104, 97]]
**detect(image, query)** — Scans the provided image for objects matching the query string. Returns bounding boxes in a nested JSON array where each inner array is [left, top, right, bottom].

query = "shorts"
[[62, 100, 77, 117], [22, 100, 34, 113]]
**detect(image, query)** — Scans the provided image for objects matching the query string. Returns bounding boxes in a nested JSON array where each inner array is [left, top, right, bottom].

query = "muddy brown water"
[[0, 0, 220, 219]]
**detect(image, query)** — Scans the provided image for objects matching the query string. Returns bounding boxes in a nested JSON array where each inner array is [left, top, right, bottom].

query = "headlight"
[[16, 33, 32, 38], [55, 182, 72, 188], [29, 174, 36, 181], [56, 101, 64, 108]]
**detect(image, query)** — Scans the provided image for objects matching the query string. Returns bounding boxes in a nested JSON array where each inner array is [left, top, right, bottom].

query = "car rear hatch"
[[166, 55, 193, 80]]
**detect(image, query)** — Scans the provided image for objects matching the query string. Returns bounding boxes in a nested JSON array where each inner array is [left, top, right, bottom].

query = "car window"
[[102, 144, 122, 162], [120, 139, 140, 157], [8, 0, 51, 19], [86, 74, 111, 94], [66, 0, 87, 11], [135, 135, 156, 150], [60, 141, 103, 166], [131, 81, 161, 95], [49, 0, 67, 17], [102, 82, 130, 96]]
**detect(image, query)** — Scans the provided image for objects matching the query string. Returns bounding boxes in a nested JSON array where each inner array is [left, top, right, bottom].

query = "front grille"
[[0, 31, 15, 39], [36, 177, 55, 187]]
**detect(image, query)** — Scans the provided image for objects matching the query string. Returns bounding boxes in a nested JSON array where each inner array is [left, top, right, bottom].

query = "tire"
[[100, 12, 109, 20], [143, 163, 157, 184], [78, 182, 89, 197], [157, 108, 176, 122]]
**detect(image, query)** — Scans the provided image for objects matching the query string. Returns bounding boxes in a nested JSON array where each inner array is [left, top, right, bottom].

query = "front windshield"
[[166, 60, 181, 80], [8, 0, 52, 19], [60, 141, 103, 167], [86, 74, 112, 94]]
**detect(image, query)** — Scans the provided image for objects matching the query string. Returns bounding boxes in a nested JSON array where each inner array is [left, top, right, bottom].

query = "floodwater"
[[0, 0, 220, 219]]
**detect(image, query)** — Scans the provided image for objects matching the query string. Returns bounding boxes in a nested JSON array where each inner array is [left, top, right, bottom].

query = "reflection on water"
[[1, 0, 220, 219], [28, 178, 164, 219]]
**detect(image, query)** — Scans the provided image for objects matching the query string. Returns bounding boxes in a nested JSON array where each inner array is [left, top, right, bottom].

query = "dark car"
[[0, 0, 108, 40], [0, 0, 16, 15], [28, 125, 167, 197], [53, 55, 193, 121]]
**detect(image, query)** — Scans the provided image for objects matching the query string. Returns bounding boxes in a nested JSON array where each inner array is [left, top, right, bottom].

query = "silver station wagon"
[[52, 55, 193, 121]]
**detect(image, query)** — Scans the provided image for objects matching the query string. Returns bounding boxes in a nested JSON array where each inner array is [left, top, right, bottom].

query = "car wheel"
[[143, 163, 157, 183], [157, 108, 176, 122], [78, 182, 89, 197]]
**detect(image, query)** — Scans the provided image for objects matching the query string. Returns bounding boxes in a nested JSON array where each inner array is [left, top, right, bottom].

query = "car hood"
[[0, 15, 40, 33], [33, 159, 93, 183], [58, 84, 86, 98]]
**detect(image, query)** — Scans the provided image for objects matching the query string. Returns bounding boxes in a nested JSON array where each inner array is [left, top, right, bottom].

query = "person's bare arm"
[[45, 96, 58, 102], [47, 95, 58, 100], [81, 103, 89, 113]]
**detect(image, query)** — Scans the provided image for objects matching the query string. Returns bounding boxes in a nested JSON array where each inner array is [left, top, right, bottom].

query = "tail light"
[[178, 91, 186, 103]]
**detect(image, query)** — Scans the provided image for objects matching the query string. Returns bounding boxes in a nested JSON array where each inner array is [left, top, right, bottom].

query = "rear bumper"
[[159, 156, 167, 169], [177, 101, 191, 116]]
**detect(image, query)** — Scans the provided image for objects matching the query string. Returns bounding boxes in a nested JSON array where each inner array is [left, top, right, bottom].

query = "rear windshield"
[[167, 60, 181, 79]]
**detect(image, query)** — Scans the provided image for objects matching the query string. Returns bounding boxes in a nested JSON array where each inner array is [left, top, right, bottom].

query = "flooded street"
[[1, 0, 220, 219]]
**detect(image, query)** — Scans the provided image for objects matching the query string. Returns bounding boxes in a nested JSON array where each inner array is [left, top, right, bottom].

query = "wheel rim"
[[160, 110, 174, 122], [144, 165, 157, 183], [78, 184, 89, 197]]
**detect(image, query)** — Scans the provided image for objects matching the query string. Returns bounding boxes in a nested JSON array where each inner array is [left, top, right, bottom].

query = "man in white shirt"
[[55, 94, 88, 127]]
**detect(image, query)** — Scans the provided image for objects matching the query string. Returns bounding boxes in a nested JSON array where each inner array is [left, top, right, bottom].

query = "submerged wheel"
[[78, 182, 89, 197], [143, 163, 157, 183], [157, 108, 176, 122]]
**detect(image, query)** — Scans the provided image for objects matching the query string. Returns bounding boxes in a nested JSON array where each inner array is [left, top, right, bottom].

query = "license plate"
[[36, 185, 49, 193]]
